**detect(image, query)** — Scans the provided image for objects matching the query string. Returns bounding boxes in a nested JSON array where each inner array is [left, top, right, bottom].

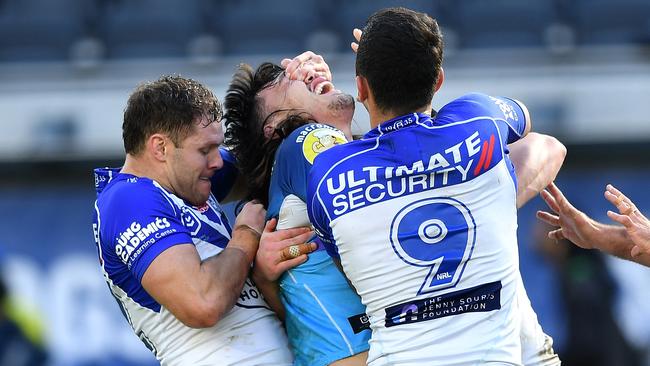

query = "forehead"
[[258, 74, 297, 111], [187, 118, 223, 144]]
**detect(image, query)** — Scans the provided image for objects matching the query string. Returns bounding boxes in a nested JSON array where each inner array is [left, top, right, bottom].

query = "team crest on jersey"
[[302, 127, 346, 164]]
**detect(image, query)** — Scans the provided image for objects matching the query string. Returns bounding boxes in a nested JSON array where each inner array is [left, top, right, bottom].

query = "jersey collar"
[[363, 112, 432, 139]]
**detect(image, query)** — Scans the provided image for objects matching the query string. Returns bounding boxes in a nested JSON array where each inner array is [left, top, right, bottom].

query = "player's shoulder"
[[277, 123, 348, 166], [438, 92, 493, 117], [96, 169, 169, 213], [437, 93, 522, 125]]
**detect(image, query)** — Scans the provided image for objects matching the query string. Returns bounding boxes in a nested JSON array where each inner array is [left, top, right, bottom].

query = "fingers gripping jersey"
[[92, 168, 292, 366], [267, 124, 370, 366], [307, 93, 530, 365]]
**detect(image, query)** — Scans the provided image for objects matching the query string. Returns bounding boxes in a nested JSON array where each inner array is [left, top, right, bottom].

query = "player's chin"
[[191, 192, 211, 207], [197, 179, 212, 197]]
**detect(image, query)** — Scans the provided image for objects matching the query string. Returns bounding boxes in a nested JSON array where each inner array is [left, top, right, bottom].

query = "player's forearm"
[[509, 133, 566, 208], [590, 223, 637, 261], [197, 228, 259, 325], [252, 270, 285, 321], [595, 224, 650, 266]]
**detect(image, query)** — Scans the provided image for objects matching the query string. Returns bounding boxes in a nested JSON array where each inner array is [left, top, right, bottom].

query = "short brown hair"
[[122, 75, 221, 155]]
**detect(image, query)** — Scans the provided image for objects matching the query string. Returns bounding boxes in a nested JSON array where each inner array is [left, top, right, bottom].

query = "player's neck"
[[369, 103, 433, 129], [332, 122, 353, 140], [122, 154, 171, 191]]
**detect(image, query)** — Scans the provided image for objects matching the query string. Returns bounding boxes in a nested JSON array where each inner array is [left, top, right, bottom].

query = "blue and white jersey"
[[92, 167, 292, 366], [308, 93, 529, 365]]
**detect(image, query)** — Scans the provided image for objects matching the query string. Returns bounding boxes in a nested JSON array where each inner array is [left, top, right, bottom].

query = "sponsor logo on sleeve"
[[115, 217, 176, 266], [489, 96, 518, 122], [300, 126, 347, 164]]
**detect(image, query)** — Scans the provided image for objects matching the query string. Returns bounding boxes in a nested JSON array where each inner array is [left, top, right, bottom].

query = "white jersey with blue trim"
[[92, 168, 292, 366], [308, 93, 530, 365]]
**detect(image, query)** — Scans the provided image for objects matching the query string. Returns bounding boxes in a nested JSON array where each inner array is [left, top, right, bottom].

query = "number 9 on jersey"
[[389, 197, 476, 295]]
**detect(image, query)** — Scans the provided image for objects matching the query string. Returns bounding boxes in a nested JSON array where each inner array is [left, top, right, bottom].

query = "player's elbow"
[[177, 300, 228, 328], [545, 135, 567, 167]]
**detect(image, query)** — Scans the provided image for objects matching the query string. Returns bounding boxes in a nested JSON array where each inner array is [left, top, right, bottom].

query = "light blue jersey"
[[267, 123, 370, 366]]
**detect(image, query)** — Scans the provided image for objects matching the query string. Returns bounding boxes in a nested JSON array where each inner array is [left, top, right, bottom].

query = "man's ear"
[[356, 75, 368, 104], [434, 67, 445, 93], [148, 133, 168, 161], [263, 123, 276, 139]]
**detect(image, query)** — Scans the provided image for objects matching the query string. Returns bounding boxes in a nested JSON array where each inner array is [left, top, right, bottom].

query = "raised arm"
[[508, 132, 566, 208], [537, 182, 650, 267], [603, 184, 650, 263]]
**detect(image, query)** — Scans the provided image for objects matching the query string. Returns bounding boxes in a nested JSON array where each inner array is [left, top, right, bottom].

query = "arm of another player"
[[281, 51, 332, 83], [140, 201, 265, 328], [536, 183, 650, 267], [252, 218, 316, 320], [604, 184, 650, 265], [509, 132, 566, 208]]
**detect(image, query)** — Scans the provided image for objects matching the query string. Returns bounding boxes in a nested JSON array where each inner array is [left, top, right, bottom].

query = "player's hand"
[[536, 182, 598, 249], [351, 28, 362, 53], [281, 51, 331, 84], [254, 218, 316, 281], [230, 201, 266, 261], [604, 184, 650, 258], [234, 200, 266, 234]]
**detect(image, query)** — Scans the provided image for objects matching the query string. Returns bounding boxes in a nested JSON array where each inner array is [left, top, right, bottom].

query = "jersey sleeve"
[[211, 147, 239, 202], [267, 123, 348, 221], [100, 182, 193, 282], [437, 93, 530, 145]]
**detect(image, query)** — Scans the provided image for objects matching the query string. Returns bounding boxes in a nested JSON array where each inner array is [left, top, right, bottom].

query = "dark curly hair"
[[223, 63, 312, 207], [123, 75, 221, 155]]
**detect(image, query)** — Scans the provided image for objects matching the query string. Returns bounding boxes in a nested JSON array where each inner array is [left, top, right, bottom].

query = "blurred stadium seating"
[[0, 1, 649, 366]]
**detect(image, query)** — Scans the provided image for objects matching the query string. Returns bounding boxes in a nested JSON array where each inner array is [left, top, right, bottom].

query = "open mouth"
[[310, 76, 335, 95]]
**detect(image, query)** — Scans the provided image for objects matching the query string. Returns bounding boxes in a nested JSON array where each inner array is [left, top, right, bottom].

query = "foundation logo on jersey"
[[385, 281, 501, 327], [301, 126, 346, 164], [115, 217, 174, 265], [390, 197, 476, 295]]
